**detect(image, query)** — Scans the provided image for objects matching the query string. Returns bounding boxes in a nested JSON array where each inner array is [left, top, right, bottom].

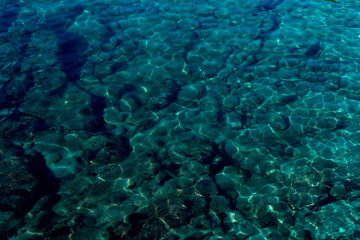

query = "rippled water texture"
[[1, 0, 360, 239]]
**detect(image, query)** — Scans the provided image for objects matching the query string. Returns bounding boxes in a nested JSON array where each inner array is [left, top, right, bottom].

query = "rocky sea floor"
[[1, 0, 360, 239]]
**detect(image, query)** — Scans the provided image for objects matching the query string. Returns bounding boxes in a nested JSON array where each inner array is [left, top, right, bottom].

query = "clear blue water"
[[1, 0, 360, 239]]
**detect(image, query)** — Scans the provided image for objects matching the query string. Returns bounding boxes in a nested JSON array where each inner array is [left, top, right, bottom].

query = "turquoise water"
[[1, 0, 360, 239]]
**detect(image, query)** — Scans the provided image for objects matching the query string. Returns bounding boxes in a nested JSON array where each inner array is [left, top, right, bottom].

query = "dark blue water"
[[1, 0, 360, 239]]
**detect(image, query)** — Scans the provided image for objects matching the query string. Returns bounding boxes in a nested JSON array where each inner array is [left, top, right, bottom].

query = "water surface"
[[1, 0, 360, 239]]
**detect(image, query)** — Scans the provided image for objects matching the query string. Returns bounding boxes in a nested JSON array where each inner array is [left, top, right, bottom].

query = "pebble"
[[44, 153, 62, 163], [88, 55, 104, 64]]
